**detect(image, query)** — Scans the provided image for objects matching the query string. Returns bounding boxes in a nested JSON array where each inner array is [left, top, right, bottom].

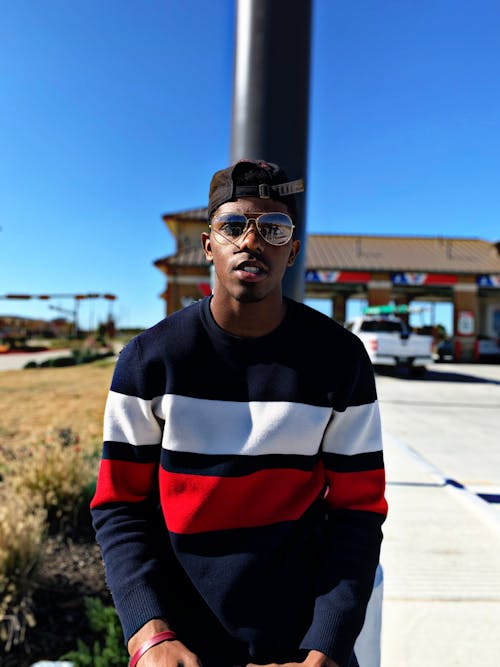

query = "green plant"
[[61, 597, 128, 666]]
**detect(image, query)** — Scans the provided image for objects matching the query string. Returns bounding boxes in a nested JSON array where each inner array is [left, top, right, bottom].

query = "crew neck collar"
[[200, 296, 294, 343]]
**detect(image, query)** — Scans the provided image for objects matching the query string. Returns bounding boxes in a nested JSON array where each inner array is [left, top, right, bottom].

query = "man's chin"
[[235, 292, 264, 304], [233, 284, 268, 304]]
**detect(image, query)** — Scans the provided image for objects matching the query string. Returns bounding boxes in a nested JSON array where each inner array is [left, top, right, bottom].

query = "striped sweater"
[[91, 297, 387, 667]]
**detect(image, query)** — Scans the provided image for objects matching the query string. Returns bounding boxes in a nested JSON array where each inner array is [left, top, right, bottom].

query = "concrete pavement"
[[377, 363, 500, 667]]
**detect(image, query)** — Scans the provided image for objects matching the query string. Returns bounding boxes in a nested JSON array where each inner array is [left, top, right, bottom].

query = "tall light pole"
[[230, 0, 312, 301]]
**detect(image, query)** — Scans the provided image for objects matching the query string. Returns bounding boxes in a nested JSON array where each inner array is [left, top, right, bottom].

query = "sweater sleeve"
[[90, 339, 173, 642], [300, 343, 388, 667]]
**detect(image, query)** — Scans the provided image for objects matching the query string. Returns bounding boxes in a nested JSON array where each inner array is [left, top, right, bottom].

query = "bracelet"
[[129, 629, 177, 667]]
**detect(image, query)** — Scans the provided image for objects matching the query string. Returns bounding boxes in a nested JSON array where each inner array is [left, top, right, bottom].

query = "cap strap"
[[233, 178, 305, 200], [272, 178, 305, 196]]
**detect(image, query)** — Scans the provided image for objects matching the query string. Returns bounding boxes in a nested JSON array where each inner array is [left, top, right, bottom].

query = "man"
[[91, 159, 387, 667]]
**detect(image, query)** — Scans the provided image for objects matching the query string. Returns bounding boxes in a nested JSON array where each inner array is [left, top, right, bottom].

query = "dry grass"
[[0, 362, 114, 454], [0, 492, 46, 650], [0, 361, 115, 650]]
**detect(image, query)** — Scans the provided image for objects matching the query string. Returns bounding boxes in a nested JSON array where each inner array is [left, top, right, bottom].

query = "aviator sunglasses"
[[209, 212, 295, 247]]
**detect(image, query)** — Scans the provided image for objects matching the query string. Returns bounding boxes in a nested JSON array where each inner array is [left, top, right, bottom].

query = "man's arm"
[[300, 344, 388, 667], [127, 618, 201, 666], [90, 339, 200, 666]]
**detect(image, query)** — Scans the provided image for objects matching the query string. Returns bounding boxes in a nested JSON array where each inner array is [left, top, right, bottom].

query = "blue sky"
[[1, 1, 499, 331]]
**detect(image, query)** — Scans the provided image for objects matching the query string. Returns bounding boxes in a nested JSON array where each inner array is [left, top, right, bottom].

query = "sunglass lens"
[[257, 213, 293, 245], [212, 214, 247, 239]]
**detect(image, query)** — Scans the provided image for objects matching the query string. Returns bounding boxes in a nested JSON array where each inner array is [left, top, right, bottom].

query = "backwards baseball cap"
[[207, 159, 305, 221]]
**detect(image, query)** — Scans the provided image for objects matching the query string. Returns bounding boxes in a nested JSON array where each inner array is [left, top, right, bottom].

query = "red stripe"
[[90, 459, 157, 507], [337, 271, 372, 283], [160, 467, 324, 534], [325, 469, 388, 515], [424, 273, 457, 285]]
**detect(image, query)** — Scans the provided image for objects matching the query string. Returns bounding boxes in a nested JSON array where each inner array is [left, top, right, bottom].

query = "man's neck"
[[209, 294, 287, 338]]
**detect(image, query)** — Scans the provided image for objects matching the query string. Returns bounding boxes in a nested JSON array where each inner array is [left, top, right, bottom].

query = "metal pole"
[[230, 0, 312, 301]]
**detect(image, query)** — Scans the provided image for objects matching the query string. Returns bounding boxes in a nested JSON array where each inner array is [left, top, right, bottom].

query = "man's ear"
[[201, 232, 213, 262], [287, 239, 301, 267]]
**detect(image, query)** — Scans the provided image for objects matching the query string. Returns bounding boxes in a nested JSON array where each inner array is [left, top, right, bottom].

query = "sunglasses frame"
[[209, 212, 295, 247]]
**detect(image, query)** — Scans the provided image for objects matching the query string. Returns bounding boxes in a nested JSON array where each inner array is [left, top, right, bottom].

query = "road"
[[0, 349, 72, 370], [376, 362, 500, 667]]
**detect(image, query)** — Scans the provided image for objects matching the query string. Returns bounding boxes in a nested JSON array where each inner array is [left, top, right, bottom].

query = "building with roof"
[[154, 207, 500, 361]]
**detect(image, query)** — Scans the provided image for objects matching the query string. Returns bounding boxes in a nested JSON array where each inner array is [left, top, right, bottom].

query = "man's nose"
[[237, 222, 263, 251]]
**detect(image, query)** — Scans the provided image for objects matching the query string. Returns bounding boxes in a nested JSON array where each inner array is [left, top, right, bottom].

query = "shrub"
[[26, 351, 114, 370], [0, 490, 46, 651], [8, 428, 96, 532], [61, 597, 128, 666], [38, 356, 77, 368], [24, 360, 38, 369]]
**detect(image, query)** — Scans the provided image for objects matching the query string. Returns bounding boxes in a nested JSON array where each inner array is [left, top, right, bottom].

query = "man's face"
[[202, 197, 300, 305]]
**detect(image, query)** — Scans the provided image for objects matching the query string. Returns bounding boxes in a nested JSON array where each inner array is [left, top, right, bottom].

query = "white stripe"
[[153, 394, 332, 456], [322, 401, 383, 456], [104, 391, 163, 446]]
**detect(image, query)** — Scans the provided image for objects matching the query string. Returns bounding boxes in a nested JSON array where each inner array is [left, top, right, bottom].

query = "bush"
[[42, 356, 77, 368], [25, 350, 114, 370], [61, 597, 128, 666], [8, 428, 96, 532], [0, 490, 46, 651], [0, 426, 101, 654], [24, 360, 38, 369]]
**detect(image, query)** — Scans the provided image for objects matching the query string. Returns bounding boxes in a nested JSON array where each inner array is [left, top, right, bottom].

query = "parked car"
[[345, 315, 434, 377], [435, 338, 455, 362], [477, 335, 500, 362]]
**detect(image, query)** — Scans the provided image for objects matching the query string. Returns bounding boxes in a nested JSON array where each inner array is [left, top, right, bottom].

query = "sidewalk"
[[380, 430, 500, 667]]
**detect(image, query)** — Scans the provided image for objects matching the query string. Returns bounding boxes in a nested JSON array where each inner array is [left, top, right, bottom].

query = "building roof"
[[154, 245, 208, 269], [306, 235, 500, 274], [155, 233, 500, 275], [162, 207, 208, 222]]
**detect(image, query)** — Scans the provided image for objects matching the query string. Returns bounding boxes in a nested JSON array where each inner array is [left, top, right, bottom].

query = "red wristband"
[[129, 629, 177, 667]]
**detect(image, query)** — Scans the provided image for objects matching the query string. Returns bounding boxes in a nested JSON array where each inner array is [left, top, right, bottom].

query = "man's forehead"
[[215, 197, 290, 215]]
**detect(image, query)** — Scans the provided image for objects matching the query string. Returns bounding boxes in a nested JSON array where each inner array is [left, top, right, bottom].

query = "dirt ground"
[[3, 524, 113, 667]]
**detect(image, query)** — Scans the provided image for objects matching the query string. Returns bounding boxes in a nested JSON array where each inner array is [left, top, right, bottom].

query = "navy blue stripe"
[[161, 450, 319, 477], [323, 450, 384, 473], [103, 441, 161, 463], [477, 493, 500, 504], [445, 477, 465, 490]]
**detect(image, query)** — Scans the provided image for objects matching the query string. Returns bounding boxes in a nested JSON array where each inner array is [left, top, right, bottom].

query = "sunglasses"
[[209, 212, 295, 247]]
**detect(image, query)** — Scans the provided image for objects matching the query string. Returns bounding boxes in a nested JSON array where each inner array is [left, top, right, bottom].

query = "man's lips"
[[233, 259, 268, 281]]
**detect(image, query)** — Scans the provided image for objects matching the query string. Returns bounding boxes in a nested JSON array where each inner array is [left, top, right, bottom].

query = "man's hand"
[[132, 639, 202, 666], [247, 649, 340, 667], [128, 618, 202, 666]]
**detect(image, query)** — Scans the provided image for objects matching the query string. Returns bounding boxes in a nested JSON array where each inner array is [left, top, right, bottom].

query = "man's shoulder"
[[118, 299, 205, 368], [135, 299, 204, 344], [288, 299, 359, 344]]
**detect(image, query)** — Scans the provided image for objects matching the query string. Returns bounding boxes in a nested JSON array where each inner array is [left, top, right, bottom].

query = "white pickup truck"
[[345, 315, 433, 377]]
